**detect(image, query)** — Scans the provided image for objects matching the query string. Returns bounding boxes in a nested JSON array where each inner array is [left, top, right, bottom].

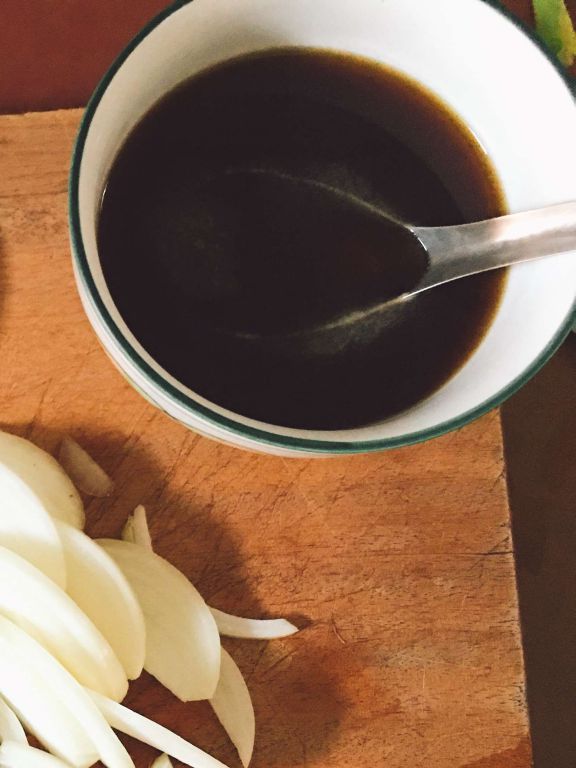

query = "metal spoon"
[[214, 169, 576, 355]]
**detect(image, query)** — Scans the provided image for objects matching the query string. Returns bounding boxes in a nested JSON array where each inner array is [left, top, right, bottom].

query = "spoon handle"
[[412, 201, 576, 290]]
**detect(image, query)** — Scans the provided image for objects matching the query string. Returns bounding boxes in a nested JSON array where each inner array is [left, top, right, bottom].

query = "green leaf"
[[533, 0, 576, 66]]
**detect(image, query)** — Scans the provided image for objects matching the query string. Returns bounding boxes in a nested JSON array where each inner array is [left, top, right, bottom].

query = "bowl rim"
[[69, 0, 576, 455]]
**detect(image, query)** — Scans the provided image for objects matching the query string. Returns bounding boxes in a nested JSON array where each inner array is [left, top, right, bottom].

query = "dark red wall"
[[0, 0, 169, 112], [0, 0, 573, 114]]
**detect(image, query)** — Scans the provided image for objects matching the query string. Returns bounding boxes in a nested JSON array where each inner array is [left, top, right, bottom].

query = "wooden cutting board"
[[0, 109, 531, 768]]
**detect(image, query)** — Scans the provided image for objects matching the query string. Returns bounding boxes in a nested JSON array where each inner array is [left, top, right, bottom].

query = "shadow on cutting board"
[[0, 422, 345, 768], [503, 334, 576, 768]]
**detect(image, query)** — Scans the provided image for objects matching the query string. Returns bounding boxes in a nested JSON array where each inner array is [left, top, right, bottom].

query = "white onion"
[[127, 511, 297, 641], [0, 431, 301, 768], [0, 616, 99, 767], [121, 506, 152, 550], [88, 691, 229, 768], [0, 699, 27, 745], [0, 617, 133, 768], [0, 545, 127, 701], [98, 539, 220, 701], [0, 464, 66, 588], [123, 510, 298, 641], [210, 650, 255, 767], [57, 522, 146, 680], [0, 431, 84, 529], [210, 609, 298, 640], [0, 742, 74, 767], [58, 438, 113, 498]]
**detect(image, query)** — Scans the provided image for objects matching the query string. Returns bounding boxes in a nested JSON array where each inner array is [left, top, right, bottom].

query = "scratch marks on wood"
[[477, 535, 513, 557], [23, 380, 51, 439], [466, 535, 514, 578], [246, 642, 268, 683], [331, 615, 347, 645], [263, 647, 299, 679], [491, 466, 507, 490], [421, 668, 427, 694]]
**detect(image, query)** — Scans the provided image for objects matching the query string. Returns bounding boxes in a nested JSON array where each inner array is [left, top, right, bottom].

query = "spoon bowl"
[[214, 168, 576, 354]]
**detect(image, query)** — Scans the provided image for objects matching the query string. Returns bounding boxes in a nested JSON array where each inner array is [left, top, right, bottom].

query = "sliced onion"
[[0, 616, 98, 767], [151, 755, 173, 768], [0, 545, 127, 701], [0, 742, 74, 767], [210, 649, 255, 767], [0, 699, 27, 745], [98, 540, 220, 701], [58, 438, 113, 498], [0, 464, 66, 588], [210, 609, 298, 640], [0, 431, 84, 529], [57, 522, 145, 681], [0, 617, 133, 768], [121, 506, 152, 550], [124, 512, 297, 642], [129, 513, 297, 643], [88, 691, 229, 768]]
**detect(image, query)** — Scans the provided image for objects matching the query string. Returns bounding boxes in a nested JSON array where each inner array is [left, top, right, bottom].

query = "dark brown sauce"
[[98, 48, 507, 430]]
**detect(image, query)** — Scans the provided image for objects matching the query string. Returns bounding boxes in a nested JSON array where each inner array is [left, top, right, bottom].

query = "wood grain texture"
[[0, 109, 530, 768]]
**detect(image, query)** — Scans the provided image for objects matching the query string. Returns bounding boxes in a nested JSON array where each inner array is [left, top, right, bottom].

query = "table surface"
[[0, 108, 531, 767]]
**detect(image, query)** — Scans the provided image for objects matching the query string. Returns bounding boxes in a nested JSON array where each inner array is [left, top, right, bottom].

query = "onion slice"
[[210, 650, 255, 768], [0, 617, 133, 768], [0, 545, 127, 701], [126, 512, 297, 641], [98, 539, 220, 701], [0, 616, 98, 767], [58, 438, 113, 498], [0, 431, 84, 529], [88, 691, 229, 768], [0, 464, 66, 588], [210, 609, 298, 640], [0, 700, 27, 745], [57, 522, 146, 680], [151, 755, 173, 768], [0, 742, 74, 767], [121, 506, 152, 550]]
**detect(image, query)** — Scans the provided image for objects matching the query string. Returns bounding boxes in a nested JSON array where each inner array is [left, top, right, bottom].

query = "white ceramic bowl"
[[70, 0, 576, 456]]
